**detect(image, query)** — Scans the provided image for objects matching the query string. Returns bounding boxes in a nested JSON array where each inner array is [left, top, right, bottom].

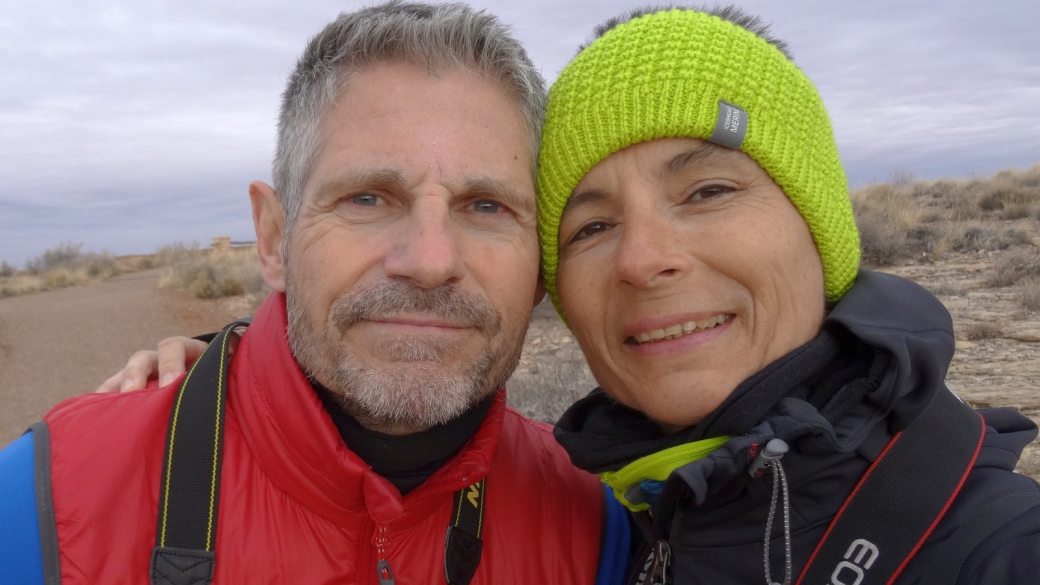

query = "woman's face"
[[556, 137, 826, 429]]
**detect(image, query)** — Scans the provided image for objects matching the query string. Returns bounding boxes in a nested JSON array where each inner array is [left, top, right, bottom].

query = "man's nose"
[[613, 205, 690, 289], [384, 196, 466, 289]]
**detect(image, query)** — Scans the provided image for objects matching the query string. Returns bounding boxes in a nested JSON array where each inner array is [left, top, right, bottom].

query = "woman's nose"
[[613, 207, 690, 289]]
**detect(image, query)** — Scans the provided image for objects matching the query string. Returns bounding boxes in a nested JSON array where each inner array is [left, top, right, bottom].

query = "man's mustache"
[[330, 280, 501, 335]]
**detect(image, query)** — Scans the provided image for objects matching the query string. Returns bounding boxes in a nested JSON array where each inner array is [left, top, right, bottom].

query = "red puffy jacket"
[[43, 293, 604, 584]]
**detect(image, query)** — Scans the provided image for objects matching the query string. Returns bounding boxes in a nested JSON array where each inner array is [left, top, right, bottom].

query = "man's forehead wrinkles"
[[313, 167, 407, 199]]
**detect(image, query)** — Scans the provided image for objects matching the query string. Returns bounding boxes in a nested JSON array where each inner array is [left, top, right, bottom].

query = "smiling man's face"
[[252, 62, 541, 434]]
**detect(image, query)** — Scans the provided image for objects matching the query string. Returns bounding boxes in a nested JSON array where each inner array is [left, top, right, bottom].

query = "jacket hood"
[[556, 270, 957, 503]]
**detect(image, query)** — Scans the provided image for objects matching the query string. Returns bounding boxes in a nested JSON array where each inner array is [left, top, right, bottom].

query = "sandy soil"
[[0, 269, 242, 446]]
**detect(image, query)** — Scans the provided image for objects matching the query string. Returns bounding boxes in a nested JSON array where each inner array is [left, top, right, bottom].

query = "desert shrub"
[[1017, 163, 1040, 188], [160, 244, 267, 301], [0, 262, 14, 278], [851, 183, 920, 265], [912, 179, 956, 201], [22, 243, 126, 284], [189, 268, 246, 299], [26, 242, 86, 273], [1000, 229, 1033, 247], [906, 225, 947, 257], [950, 193, 982, 220], [1001, 205, 1033, 220], [965, 322, 1003, 341], [929, 282, 965, 297], [978, 184, 1039, 211], [1016, 278, 1040, 312], [43, 268, 73, 289], [954, 227, 996, 252], [0, 275, 44, 298], [856, 214, 907, 265], [987, 252, 1040, 288], [155, 242, 199, 267]]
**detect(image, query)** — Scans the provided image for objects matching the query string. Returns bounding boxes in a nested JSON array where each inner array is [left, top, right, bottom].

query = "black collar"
[[315, 386, 495, 495]]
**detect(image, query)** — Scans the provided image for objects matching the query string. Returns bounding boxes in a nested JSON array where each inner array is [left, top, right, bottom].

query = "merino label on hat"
[[708, 100, 748, 150]]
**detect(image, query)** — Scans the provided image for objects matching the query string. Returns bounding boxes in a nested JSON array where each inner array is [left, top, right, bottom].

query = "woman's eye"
[[473, 200, 501, 213], [687, 184, 734, 202], [570, 221, 612, 243], [351, 193, 380, 206]]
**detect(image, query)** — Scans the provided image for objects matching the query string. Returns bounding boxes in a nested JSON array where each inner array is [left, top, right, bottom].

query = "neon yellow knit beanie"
[[537, 9, 860, 314]]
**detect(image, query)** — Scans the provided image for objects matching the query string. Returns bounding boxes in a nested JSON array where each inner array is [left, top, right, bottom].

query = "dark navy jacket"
[[557, 270, 1040, 584]]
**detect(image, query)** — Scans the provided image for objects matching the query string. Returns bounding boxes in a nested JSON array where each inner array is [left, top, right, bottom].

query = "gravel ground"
[[0, 270, 184, 445]]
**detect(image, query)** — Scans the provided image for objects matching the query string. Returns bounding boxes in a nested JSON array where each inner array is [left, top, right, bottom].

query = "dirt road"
[[0, 269, 231, 447]]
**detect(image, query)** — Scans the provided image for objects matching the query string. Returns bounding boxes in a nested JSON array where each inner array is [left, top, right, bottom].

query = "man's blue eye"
[[474, 200, 501, 213], [352, 194, 379, 206]]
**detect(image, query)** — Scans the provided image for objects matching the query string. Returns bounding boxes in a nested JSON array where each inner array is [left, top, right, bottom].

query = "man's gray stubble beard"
[[285, 265, 527, 431]]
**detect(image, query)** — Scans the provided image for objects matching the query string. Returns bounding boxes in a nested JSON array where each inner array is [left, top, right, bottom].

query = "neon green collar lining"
[[598, 435, 731, 512]]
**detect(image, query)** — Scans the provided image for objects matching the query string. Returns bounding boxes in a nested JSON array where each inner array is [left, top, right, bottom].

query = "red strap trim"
[[884, 412, 986, 585], [794, 430, 904, 585]]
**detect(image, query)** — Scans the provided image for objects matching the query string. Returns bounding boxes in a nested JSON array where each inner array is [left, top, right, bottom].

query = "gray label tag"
[[708, 100, 747, 150]]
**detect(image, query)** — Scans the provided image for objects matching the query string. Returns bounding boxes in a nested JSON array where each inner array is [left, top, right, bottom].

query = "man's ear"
[[532, 275, 547, 309], [249, 180, 287, 292]]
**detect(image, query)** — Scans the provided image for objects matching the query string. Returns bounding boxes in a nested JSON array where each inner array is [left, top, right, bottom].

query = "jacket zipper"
[[373, 523, 396, 585]]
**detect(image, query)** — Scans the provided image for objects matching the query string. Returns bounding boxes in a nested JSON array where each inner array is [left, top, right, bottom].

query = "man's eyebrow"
[[464, 175, 535, 214], [661, 143, 736, 177], [313, 167, 406, 201]]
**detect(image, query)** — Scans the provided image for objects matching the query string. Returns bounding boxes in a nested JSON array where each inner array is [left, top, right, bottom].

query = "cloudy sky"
[[2, 0, 1038, 266]]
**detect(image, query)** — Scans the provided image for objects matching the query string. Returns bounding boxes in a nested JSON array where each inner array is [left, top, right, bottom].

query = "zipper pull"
[[377, 560, 396, 585], [373, 523, 395, 585], [648, 540, 671, 585]]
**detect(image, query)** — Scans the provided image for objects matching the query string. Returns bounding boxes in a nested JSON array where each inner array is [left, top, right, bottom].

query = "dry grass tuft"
[[0, 243, 153, 298], [987, 252, 1040, 288], [850, 163, 1039, 266], [851, 183, 919, 265], [929, 282, 966, 297], [965, 322, 1004, 341], [158, 243, 268, 308], [977, 184, 1039, 212], [1016, 277, 1040, 312]]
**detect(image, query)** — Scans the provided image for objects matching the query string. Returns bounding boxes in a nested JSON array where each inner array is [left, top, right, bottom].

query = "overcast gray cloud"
[[2, 0, 1038, 266]]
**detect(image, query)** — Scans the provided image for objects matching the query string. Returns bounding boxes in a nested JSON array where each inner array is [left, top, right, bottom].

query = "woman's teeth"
[[632, 314, 732, 344]]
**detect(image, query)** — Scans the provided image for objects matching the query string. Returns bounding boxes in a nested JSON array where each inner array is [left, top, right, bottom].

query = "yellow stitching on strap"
[[205, 329, 230, 551], [454, 490, 465, 525], [476, 479, 485, 537], [159, 349, 205, 547]]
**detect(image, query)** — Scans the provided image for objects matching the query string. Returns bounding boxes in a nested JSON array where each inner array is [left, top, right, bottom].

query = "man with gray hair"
[[0, 3, 611, 583]]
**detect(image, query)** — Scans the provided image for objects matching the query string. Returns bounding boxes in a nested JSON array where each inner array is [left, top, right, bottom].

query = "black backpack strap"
[[796, 388, 985, 585], [919, 490, 1040, 585], [445, 479, 486, 585], [151, 321, 247, 585]]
